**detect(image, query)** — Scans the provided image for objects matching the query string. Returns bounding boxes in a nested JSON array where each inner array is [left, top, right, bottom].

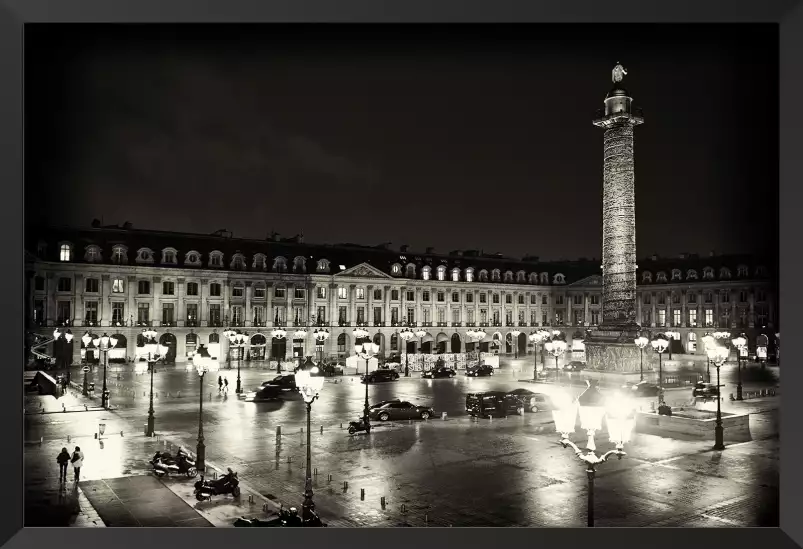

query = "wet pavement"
[[25, 360, 780, 527]]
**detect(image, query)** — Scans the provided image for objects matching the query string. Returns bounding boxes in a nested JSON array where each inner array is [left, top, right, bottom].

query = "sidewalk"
[[24, 389, 281, 527]]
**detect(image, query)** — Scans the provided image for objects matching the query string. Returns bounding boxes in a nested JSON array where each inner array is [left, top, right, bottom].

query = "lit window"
[[112, 278, 125, 293], [59, 244, 72, 262], [338, 287, 347, 299], [465, 269, 474, 282], [422, 268, 431, 281]]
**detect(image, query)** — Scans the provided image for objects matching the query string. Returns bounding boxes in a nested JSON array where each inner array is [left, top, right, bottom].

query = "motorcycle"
[[151, 449, 198, 478], [233, 507, 325, 528], [347, 418, 371, 435], [194, 468, 241, 501]]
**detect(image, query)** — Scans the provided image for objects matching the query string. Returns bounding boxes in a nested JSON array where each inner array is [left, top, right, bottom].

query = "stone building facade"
[[25, 224, 777, 365]]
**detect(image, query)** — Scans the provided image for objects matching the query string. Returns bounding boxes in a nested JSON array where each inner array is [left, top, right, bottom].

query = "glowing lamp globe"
[[606, 398, 636, 445], [53, 329, 61, 340], [271, 327, 287, 340], [399, 328, 415, 342], [353, 327, 369, 339], [313, 328, 330, 342], [577, 382, 607, 432], [414, 329, 427, 339], [511, 330, 521, 338], [65, 331, 74, 342], [651, 335, 669, 353], [552, 399, 578, 436], [295, 357, 325, 403], [634, 336, 649, 349], [293, 330, 308, 340], [81, 332, 92, 347], [732, 335, 747, 350], [143, 328, 158, 341], [223, 328, 236, 339], [195, 355, 220, 377]]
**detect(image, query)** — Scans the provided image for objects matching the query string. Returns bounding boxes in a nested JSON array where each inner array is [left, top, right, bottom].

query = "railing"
[[452, 322, 463, 327], [465, 322, 476, 327], [422, 322, 433, 327], [437, 322, 448, 327], [186, 320, 199, 328], [374, 321, 386, 327]]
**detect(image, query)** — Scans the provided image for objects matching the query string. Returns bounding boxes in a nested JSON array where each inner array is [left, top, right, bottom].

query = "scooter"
[[347, 418, 371, 435], [194, 468, 241, 501], [151, 450, 198, 478]]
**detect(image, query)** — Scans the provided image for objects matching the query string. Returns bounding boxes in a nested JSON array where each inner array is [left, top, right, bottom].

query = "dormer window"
[[686, 269, 698, 280], [528, 273, 538, 284], [436, 266, 446, 281], [657, 271, 667, 283], [540, 273, 549, 285], [136, 248, 155, 264], [478, 270, 488, 282], [162, 248, 178, 265], [391, 263, 402, 276], [185, 251, 201, 266], [491, 269, 501, 282], [422, 266, 432, 281], [671, 269, 682, 281], [209, 251, 224, 267], [317, 259, 331, 273], [642, 271, 652, 283], [59, 243, 72, 262], [253, 253, 267, 271], [719, 267, 732, 279], [406, 264, 416, 278], [516, 271, 526, 283], [293, 256, 306, 273], [504, 271, 513, 283], [84, 245, 102, 263], [755, 265, 767, 277], [737, 265, 749, 277], [273, 256, 288, 273], [231, 254, 246, 271], [553, 273, 566, 285], [703, 267, 714, 280], [465, 268, 474, 282], [451, 268, 460, 282]]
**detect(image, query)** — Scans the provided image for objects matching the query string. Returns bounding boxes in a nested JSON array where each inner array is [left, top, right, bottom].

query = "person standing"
[[223, 377, 229, 394], [218, 376, 223, 394], [71, 446, 84, 482], [56, 447, 71, 482]]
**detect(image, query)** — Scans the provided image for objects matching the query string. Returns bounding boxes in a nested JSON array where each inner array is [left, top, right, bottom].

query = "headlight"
[[530, 397, 536, 405]]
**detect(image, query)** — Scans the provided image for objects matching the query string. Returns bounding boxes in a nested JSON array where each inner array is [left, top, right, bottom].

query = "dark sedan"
[[563, 361, 586, 372], [361, 369, 400, 383], [261, 375, 297, 392], [465, 364, 494, 377], [692, 382, 720, 398], [506, 388, 554, 413], [245, 386, 282, 402], [422, 367, 457, 379], [621, 381, 660, 397], [368, 400, 434, 422]]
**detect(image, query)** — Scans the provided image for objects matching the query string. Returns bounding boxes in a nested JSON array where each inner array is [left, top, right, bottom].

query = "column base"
[[584, 324, 644, 373]]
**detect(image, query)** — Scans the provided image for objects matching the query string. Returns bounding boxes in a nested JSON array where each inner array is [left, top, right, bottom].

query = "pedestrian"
[[70, 446, 84, 482], [218, 376, 223, 394], [56, 447, 71, 482], [223, 377, 229, 394]]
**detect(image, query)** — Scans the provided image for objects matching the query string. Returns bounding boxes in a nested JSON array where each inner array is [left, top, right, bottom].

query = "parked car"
[[361, 369, 400, 383], [465, 364, 494, 377], [368, 400, 434, 421], [621, 381, 660, 397], [321, 362, 345, 376], [563, 361, 586, 372], [261, 374, 297, 392], [245, 386, 283, 402], [506, 388, 554, 413], [692, 381, 720, 398], [422, 367, 457, 379], [466, 392, 524, 418]]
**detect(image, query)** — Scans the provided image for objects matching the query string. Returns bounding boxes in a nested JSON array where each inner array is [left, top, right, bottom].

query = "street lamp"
[[194, 348, 220, 472], [466, 328, 487, 369], [355, 341, 380, 434], [80, 331, 93, 393], [80, 330, 93, 372], [295, 357, 325, 526], [528, 329, 551, 381], [271, 327, 287, 373], [142, 329, 168, 437], [544, 334, 567, 384], [510, 329, 521, 359], [552, 381, 636, 527], [399, 327, 416, 377], [227, 331, 247, 394], [650, 334, 669, 406], [665, 330, 680, 361], [731, 334, 747, 401], [293, 329, 308, 370], [93, 332, 118, 409], [634, 336, 649, 382], [702, 334, 729, 451], [414, 328, 427, 357], [222, 328, 236, 371], [313, 328, 330, 364]]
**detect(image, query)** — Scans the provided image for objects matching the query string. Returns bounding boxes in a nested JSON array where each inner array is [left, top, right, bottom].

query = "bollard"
[[248, 494, 254, 504], [425, 513, 429, 524], [300, 427, 304, 434], [287, 456, 292, 463], [177, 391, 181, 398], [212, 471, 218, 480], [441, 412, 447, 420], [401, 504, 407, 513], [314, 468, 318, 476], [67, 435, 71, 443], [328, 474, 332, 482], [381, 496, 386, 509], [361, 488, 365, 500], [340, 423, 343, 429], [263, 503, 269, 512], [276, 426, 282, 436], [167, 392, 171, 398], [39, 437, 43, 444], [320, 425, 323, 434], [343, 481, 348, 490]]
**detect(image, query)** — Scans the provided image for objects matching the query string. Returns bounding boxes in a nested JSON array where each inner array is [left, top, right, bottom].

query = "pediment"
[[569, 274, 603, 287], [334, 262, 393, 279]]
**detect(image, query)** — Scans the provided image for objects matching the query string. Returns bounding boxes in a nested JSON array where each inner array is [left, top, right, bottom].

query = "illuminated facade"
[[25, 224, 776, 365]]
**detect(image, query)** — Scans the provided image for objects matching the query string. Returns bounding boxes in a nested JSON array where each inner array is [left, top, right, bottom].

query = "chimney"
[[709, 250, 716, 257], [425, 247, 435, 255], [678, 253, 687, 260], [297, 233, 305, 244], [650, 254, 658, 261], [400, 244, 410, 253]]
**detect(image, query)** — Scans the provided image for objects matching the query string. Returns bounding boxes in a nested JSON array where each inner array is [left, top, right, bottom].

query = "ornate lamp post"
[[222, 328, 236, 370], [510, 329, 521, 359], [295, 357, 325, 526], [80, 331, 93, 392], [731, 334, 747, 401], [142, 329, 168, 437], [193, 348, 220, 472], [355, 341, 380, 434], [634, 336, 649, 382], [528, 329, 550, 381], [702, 334, 729, 451], [665, 330, 680, 361], [399, 327, 416, 377], [271, 327, 287, 372], [650, 334, 668, 406], [93, 332, 118, 409], [227, 331, 247, 394], [544, 334, 567, 384], [313, 328, 330, 364], [466, 328, 487, 369], [414, 328, 427, 356], [552, 381, 636, 527], [62, 331, 74, 382], [293, 329, 309, 370]]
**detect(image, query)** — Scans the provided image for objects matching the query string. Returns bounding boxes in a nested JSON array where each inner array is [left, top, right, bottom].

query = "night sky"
[[24, 24, 779, 261]]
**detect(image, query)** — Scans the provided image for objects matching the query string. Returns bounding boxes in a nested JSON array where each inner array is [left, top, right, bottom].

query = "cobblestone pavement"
[[25, 362, 779, 527]]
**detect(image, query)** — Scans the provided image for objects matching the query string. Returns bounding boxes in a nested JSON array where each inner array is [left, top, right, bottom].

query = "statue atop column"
[[612, 63, 627, 83]]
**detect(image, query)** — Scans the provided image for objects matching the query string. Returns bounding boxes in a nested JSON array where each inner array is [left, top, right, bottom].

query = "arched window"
[[516, 271, 526, 283], [59, 243, 72, 262], [719, 267, 731, 279], [111, 245, 128, 265], [136, 248, 155, 264], [184, 250, 201, 266], [671, 269, 682, 281], [465, 268, 474, 282], [209, 251, 224, 268], [755, 265, 767, 277], [161, 248, 178, 265], [451, 268, 460, 282], [317, 259, 330, 273], [642, 271, 653, 283], [540, 273, 549, 285], [253, 253, 267, 271], [737, 265, 749, 277], [293, 256, 307, 273], [84, 245, 102, 263], [406, 263, 416, 278], [478, 270, 488, 282], [528, 273, 538, 284], [703, 267, 714, 280], [422, 266, 432, 281], [436, 266, 446, 281], [656, 271, 667, 283], [553, 273, 566, 284], [230, 253, 246, 270], [337, 333, 346, 353], [686, 269, 698, 280], [273, 256, 288, 272], [491, 269, 501, 282], [392, 263, 402, 276]]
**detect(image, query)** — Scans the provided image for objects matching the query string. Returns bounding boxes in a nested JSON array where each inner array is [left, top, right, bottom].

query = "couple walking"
[[218, 376, 229, 394], [56, 446, 84, 483]]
